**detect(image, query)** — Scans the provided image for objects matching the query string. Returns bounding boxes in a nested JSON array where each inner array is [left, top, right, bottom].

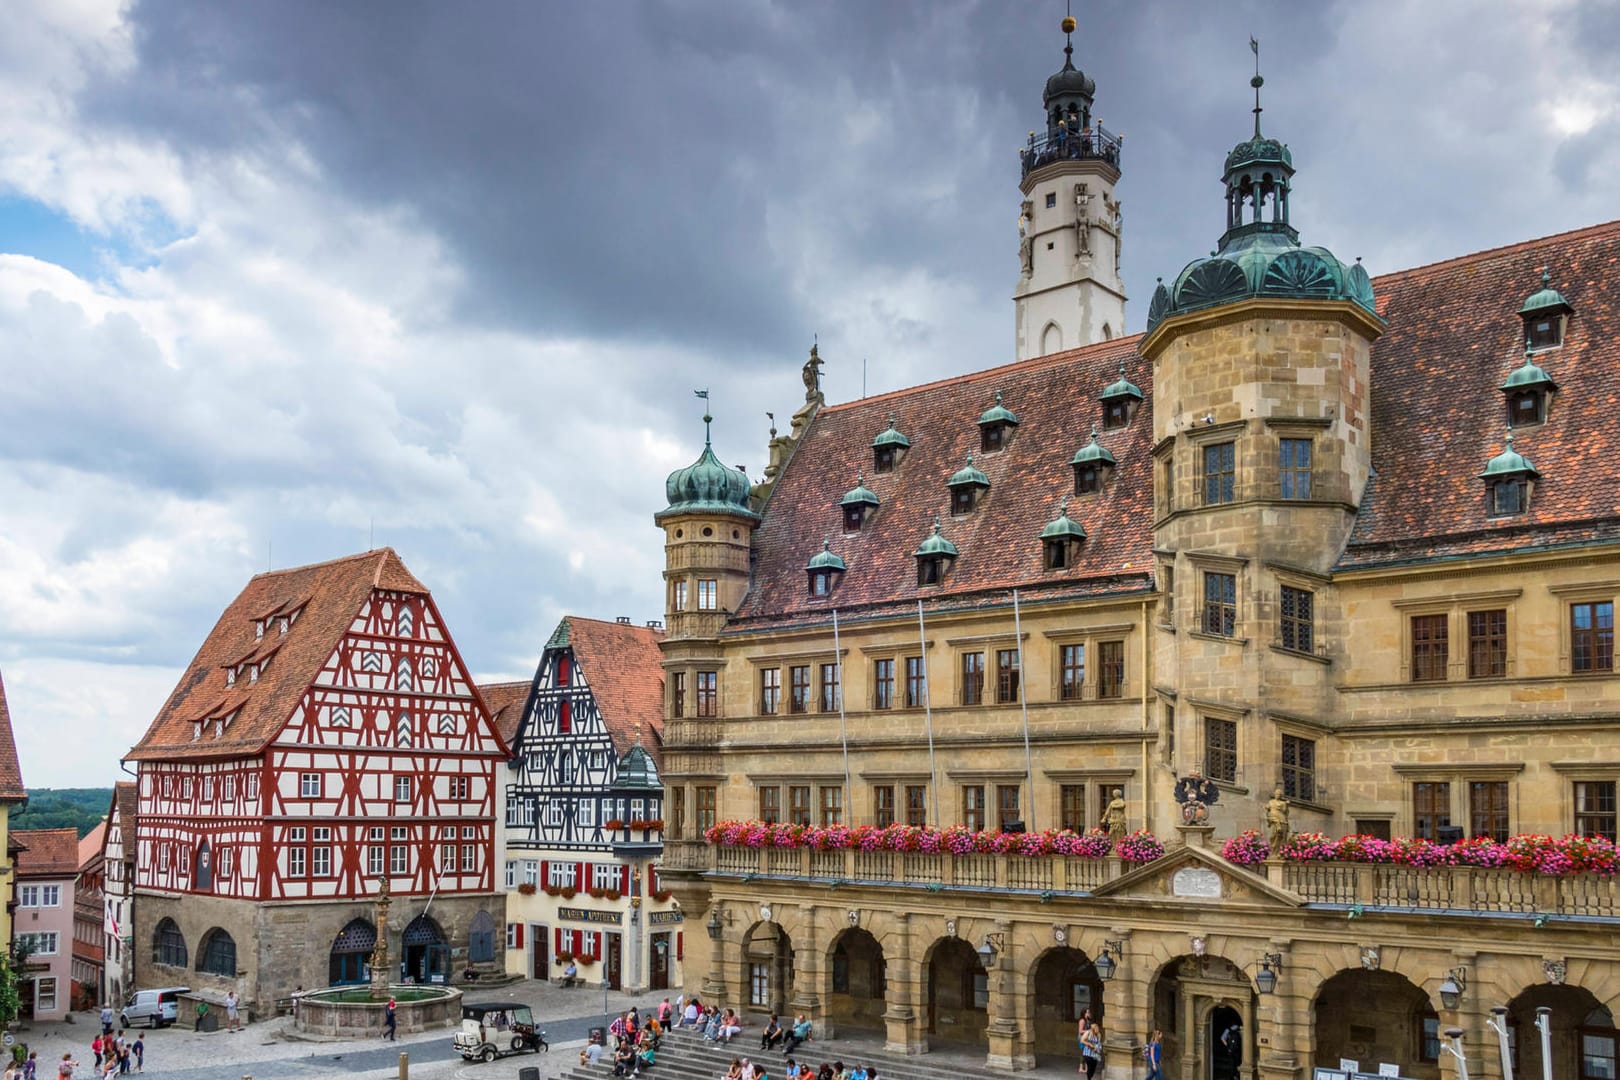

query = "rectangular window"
[[789, 785, 811, 826], [697, 579, 719, 611], [18, 933, 58, 956], [996, 649, 1021, 703], [820, 786, 843, 826], [1279, 438, 1312, 500], [1060, 644, 1085, 700], [759, 786, 781, 823], [1203, 572, 1237, 637], [1280, 586, 1314, 653], [247, 773, 259, 800], [300, 772, 323, 798], [996, 785, 1021, 831], [905, 785, 928, 826], [672, 580, 687, 611], [289, 846, 307, 878], [905, 656, 926, 708], [960, 652, 984, 705], [671, 787, 686, 840], [202, 776, 215, 801], [873, 659, 895, 710], [35, 977, 57, 1014], [594, 863, 620, 890], [369, 840, 385, 875], [1411, 614, 1449, 682], [313, 844, 331, 877], [671, 671, 685, 718], [505, 860, 517, 888], [760, 667, 780, 715], [1572, 601, 1615, 673], [696, 671, 718, 717], [577, 799, 596, 828], [1205, 718, 1238, 783], [523, 860, 539, 886], [1413, 781, 1452, 841], [394, 775, 412, 803], [789, 665, 810, 714], [819, 663, 840, 712], [695, 785, 717, 832], [1353, 819, 1393, 841], [1060, 784, 1087, 832], [1281, 734, 1315, 801], [1469, 781, 1509, 842], [749, 963, 769, 1008], [962, 785, 986, 831], [1098, 641, 1125, 698], [1202, 441, 1236, 505], [873, 785, 895, 827], [1468, 609, 1508, 678], [1575, 781, 1617, 840]]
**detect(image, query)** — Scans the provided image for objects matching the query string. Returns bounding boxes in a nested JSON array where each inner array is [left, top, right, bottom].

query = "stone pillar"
[[1256, 942, 1303, 1080], [700, 905, 728, 1003], [789, 905, 824, 1029], [985, 919, 1032, 1072], [883, 913, 926, 1055], [1176, 824, 1217, 849], [1101, 930, 1143, 1080]]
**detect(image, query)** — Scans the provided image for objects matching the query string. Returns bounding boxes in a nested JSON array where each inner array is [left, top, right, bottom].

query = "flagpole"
[[919, 599, 939, 826], [833, 609, 850, 790], [1013, 588, 1034, 832]]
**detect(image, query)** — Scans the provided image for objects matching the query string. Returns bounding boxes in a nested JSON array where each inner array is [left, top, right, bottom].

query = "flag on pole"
[[694, 389, 709, 399], [1250, 36, 1259, 55]]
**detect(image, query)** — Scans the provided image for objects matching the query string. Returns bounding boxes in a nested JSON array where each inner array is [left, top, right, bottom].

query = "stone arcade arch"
[[328, 918, 377, 986], [1313, 969, 1439, 1080], [741, 920, 795, 1016], [1152, 954, 1257, 1080], [925, 936, 988, 1048], [1506, 984, 1618, 1080], [468, 909, 496, 964], [1030, 945, 1104, 1057], [402, 914, 447, 984], [827, 927, 886, 1034]]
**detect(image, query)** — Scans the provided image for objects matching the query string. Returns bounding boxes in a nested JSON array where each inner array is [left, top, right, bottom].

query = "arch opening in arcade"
[[328, 918, 377, 986], [1151, 954, 1256, 1080], [827, 928, 886, 1034], [1031, 946, 1104, 1058], [1313, 969, 1439, 1080], [402, 914, 448, 984], [741, 920, 795, 1016], [924, 936, 988, 1048], [1507, 983, 1617, 1080]]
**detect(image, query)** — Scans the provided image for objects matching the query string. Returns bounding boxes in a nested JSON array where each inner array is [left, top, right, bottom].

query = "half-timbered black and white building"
[[496, 615, 681, 992]]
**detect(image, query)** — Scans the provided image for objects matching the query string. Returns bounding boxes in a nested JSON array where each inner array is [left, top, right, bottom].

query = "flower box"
[[516, 882, 538, 895], [605, 819, 626, 831]]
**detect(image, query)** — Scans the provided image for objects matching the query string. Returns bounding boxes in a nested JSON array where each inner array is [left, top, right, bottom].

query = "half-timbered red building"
[[124, 548, 510, 1009]]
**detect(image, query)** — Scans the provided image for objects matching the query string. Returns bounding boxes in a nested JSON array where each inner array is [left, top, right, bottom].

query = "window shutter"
[[540, 859, 549, 884], [555, 927, 564, 953], [621, 864, 631, 893], [515, 923, 524, 949], [676, 931, 684, 960], [578, 860, 588, 887]]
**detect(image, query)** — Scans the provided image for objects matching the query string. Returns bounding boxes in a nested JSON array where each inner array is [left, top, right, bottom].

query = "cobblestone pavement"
[[9, 982, 673, 1080]]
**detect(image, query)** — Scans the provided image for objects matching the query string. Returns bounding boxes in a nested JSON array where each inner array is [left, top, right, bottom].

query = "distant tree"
[[11, 787, 113, 838], [0, 937, 36, 1027]]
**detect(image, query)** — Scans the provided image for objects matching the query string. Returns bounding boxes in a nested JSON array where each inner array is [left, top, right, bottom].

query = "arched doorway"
[[1152, 954, 1256, 1080], [468, 910, 496, 964], [402, 914, 448, 984], [1508, 984, 1618, 1080], [1314, 970, 1439, 1080], [828, 928, 886, 1034], [329, 918, 376, 986], [740, 921, 794, 1015], [926, 936, 988, 1047], [1031, 947, 1104, 1056]]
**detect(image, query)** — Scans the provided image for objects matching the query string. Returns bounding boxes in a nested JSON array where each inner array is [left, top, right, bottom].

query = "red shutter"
[[540, 860, 549, 886], [621, 864, 631, 893], [555, 927, 564, 953], [676, 931, 684, 960], [591, 932, 602, 960], [578, 860, 588, 889], [514, 923, 524, 948]]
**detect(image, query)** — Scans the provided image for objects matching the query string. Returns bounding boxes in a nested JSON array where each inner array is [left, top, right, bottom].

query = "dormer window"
[[914, 517, 958, 587], [254, 620, 265, 641], [872, 414, 911, 474], [806, 539, 846, 599], [1070, 426, 1117, 495], [1526, 316, 1560, 350], [1040, 497, 1087, 570], [947, 452, 990, 516], [1098, 362, 1144, 430], [977, 391, 1019, 453], [1480, 432, 1538, 518], [225, 667, 237, 689], [1500, 345, 1557, 428], [1492, 478, 1528, 516], [1519, 268, 1573, 351], [840, 474, 879, 532]]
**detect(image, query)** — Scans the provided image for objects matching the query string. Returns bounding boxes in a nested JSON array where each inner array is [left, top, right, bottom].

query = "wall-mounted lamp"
[[1255, 952, 1284, 995], [976, 932, 1007, 965], [705, 907, 733, 941], [1439, 966, 1468, 1010], [1095, 939, 1126, 982]]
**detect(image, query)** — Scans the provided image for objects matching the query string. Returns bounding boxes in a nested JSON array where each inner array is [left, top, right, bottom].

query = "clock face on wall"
[[1054, 926, 1068, 944], [760, 904, 772, 922]]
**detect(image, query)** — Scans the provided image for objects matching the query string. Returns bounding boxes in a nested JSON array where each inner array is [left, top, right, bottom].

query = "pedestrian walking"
[[24, 1051, 38, 1080], [56, 1055, 78, 1080], [91, 1035, 104, 1070], [100, 1004, 114, 1037], [226, 990, 241, 1032], [384, 997, 398, 1041], [1143, 1030, 1163, 1080], [132, 1035, 145, 1073]]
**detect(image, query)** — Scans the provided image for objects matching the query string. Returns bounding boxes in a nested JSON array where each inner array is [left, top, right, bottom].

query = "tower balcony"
[[1021, 124, 1122, 180]]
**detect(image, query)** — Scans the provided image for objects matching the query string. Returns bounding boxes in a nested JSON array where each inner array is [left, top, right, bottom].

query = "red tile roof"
[[79, 822, 107, 871], [0, 668, 25, 801], [125, 549, 431, 762], [14, 827, 81, 877], [478, 681, 531, 747], [112, 782, 137, 861], [559, 617, 666, 768]]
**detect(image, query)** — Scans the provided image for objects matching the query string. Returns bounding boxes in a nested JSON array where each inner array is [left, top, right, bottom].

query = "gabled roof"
[[14, 827, 81, 877], [79, 823, 107, 871], [125, 549, 431, 762], [0, 668, 26, 801], [731, 336, 1156, 632], [550, 617, 666, 768], [478, 681, 531, 747], [1341, 219, 1620, 569]]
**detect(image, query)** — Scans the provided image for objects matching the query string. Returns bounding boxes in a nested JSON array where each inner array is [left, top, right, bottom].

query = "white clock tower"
[[1013, 14, 1127, 359]]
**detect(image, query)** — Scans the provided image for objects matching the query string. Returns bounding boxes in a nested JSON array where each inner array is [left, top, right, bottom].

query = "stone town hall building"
[[655, 23, 1620, 1080]]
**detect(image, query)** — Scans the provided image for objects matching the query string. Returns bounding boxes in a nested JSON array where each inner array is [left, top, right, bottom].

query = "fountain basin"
[[294, 984, 463, 1037]]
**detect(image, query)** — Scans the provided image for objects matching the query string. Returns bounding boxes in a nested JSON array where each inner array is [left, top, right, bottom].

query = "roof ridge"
[[1371, 218, 1620, 287], [563, 614, 664, 631], [247, 548, 400, 583], [819, 335, 1142, 415]]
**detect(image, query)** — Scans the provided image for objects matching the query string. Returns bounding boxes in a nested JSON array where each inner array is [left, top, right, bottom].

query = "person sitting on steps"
[[782, 1016, 813, 1055], [760, 1014, 784, 1051]]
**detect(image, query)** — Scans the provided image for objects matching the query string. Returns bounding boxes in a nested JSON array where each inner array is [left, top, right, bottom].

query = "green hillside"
[[11, 788, 114, 839]]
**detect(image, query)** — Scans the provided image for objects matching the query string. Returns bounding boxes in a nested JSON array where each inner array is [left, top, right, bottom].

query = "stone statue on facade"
[[1265, 787, 1291, 853], [1103, 787, 1128, 847], [801, 343, 824, 400], [1074, 184, 1091, 255], [1174, 768, 1220, 825], [1018, 199, 1034, 276]]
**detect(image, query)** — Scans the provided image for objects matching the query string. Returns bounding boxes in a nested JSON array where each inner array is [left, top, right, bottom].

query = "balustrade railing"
[[1020, 124, 1123, 179]]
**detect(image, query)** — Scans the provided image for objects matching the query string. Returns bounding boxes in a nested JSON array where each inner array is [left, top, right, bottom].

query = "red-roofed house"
[[14, 827, 80, 1020], [495, 615, 677, 991], [123, 548, 511, 1010], [74, 823, 107, 1008], [0, 669, 27, 953]]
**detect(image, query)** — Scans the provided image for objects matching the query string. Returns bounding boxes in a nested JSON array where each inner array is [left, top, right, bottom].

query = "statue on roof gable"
[[802, 342, 824, 401]]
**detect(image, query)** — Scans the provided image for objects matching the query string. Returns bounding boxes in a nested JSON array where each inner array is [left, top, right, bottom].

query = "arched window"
[[1042, 322, 1063, 355], [153, 918, 187, 968], [197, 928, 237, 976]]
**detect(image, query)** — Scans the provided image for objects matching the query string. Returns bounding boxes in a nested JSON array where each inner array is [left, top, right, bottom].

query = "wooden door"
[[532, 925, 549, 980], [606, 933, 623, 990], [650, 933, 670, 991]]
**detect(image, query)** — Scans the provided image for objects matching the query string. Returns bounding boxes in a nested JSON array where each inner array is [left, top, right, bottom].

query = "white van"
[[122, 987, 190, 1028]]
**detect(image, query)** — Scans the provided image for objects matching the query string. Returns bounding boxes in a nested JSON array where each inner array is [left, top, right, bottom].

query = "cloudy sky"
[[2, 1, 1616, 787]]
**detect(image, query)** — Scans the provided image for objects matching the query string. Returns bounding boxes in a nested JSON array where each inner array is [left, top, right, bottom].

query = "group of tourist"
[[577, 1005, 663, 1076]]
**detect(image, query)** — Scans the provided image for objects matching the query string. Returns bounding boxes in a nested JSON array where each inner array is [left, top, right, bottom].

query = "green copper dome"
[[1519, 268, 1573, 316], [656, 418, 759, 524], [1501, 347, 1558, 392], [807, 540, 847, 573], [978, 391, 1019, 429], [840, 474, 879, 509], [611, 743, 661, 791], [948, 451, 989, 490], [1039, 498, 1087, 542], [1070, 425, 1117, 467], [1480, 433, 1539, 479], [1224, 134, 1293, 175], [914, 517, 959, 559], [872, 414, 911, 450], [1099, 362, 1143, 403]]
